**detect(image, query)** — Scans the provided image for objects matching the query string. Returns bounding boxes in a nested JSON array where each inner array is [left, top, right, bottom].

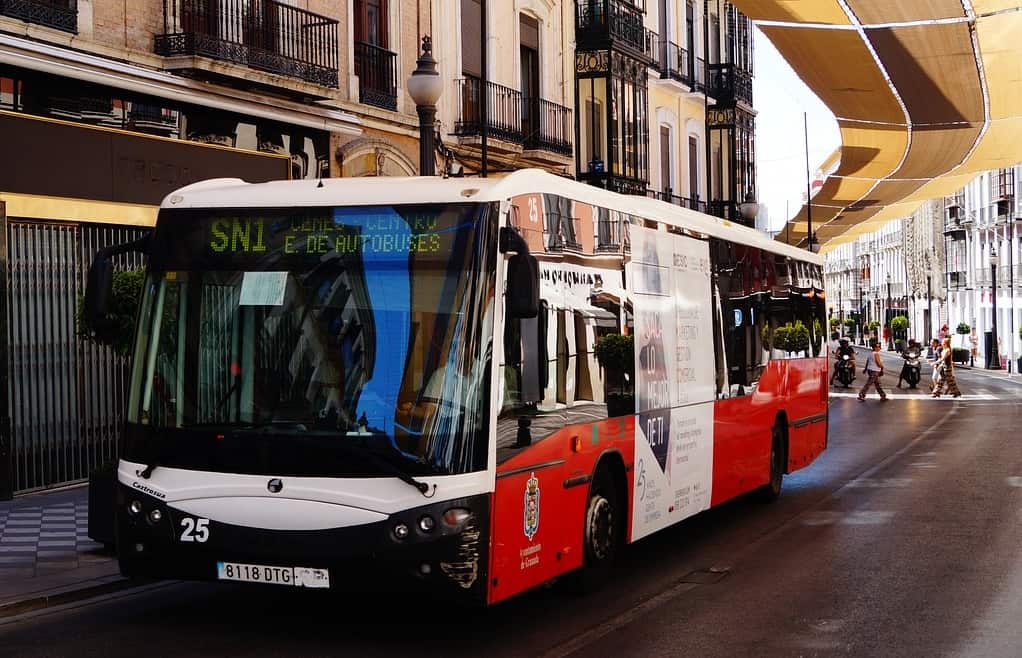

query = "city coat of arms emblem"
[[524, 472, 540, 541]]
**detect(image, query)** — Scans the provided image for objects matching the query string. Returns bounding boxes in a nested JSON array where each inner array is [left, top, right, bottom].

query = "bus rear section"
[[481, 195, 828, 604]]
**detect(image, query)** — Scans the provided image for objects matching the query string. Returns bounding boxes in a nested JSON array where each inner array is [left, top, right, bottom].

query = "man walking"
[[858, 340, 888, 402]]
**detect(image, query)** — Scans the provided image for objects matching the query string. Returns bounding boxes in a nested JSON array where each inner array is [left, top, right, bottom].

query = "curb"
[[0, 574, 149, 619]]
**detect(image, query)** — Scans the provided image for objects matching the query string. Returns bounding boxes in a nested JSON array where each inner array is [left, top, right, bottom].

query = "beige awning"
[[732, 2, 1022, 252]]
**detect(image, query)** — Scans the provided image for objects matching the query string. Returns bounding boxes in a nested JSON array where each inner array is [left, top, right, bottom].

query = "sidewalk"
[[0, 485, 133, 618]]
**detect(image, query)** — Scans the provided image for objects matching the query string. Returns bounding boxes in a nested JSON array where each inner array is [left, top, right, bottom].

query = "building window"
[[659, 125, 671, 193], [520, 14, 540, 144]]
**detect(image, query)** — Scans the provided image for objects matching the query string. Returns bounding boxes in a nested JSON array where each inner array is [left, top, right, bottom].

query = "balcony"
[[0, 0, 76, 32], [548, 216, 583, 253], [455, 77, 573, 157], [596, 215, 625, 252], [155, 0, 339, 89], [692, 56, 706, 93], [655, 41, 695, 88], [707, 63, 753, 106], [575, 0, 656, 63], [354, 42, 397, 111], [646, 188, 707, 213], [523, 97, 573, 155], [708, 199, 740, 222], [455, 77, 522, 146]]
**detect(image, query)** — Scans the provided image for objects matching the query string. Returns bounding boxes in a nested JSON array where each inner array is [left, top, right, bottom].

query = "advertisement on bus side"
[[629, 226, 715, 541]]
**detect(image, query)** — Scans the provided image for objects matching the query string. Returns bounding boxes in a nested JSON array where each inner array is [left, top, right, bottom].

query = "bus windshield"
[[123, 203, 497, 478]]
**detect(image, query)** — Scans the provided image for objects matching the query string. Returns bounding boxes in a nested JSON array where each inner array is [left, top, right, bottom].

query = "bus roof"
[[162, 169, 820, 265]]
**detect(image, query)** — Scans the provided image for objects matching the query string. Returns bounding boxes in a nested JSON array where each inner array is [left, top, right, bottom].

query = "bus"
[[84, 169, 828, 605]]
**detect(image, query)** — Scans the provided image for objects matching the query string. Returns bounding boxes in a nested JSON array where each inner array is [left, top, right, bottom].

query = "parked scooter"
[[835, 353, 856, 388]]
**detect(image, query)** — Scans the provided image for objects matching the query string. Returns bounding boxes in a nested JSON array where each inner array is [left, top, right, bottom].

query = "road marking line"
[[829, 392, 997, 400]]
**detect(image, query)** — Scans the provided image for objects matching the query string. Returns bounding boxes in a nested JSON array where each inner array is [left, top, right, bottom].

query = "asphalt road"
[[3, 361, 1022, 657]]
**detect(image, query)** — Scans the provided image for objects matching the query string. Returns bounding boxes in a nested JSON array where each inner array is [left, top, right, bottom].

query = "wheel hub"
[[587, 496, 614, 560]]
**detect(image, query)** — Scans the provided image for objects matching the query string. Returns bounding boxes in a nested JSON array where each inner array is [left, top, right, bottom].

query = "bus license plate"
[[216, 561, 330, 588]]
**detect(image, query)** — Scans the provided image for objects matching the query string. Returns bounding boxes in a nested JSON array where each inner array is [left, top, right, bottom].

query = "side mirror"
[[507, 253, 539, 319], [83, 255, 113, 330], [500, 226, 539, 319]]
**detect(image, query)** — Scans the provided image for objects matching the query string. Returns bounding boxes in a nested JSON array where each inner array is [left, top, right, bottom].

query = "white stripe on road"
[[829, 391, 997, 400]]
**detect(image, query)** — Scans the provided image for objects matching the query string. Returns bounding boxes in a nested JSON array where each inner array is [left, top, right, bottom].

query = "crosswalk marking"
[[829, 391, 998, 400]]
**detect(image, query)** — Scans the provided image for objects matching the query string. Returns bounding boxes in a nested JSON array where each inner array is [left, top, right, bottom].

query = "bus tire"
[[568, 465, 621, 594], [757, 420, 786, 503]]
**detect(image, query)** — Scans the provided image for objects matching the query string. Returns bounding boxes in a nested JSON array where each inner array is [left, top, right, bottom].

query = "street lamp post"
[[838, 288, 844, 334], [990, 245, 1001, 369], [407, 36, 443, 176], [926, 273, 932, 342], [886, 273, 894, 351]]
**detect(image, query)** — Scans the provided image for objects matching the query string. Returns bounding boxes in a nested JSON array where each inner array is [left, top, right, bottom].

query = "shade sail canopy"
[[733, 1, 1022, 252]]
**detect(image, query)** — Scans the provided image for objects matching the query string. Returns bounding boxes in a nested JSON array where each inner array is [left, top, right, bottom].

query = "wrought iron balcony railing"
[[455, 77, 522, 143], [354, 42, 397, 111], [692, 56, 706, 92], [575, 0, 655, 61], [708, 199, 740, 222], [0, 0, 76, 33], [646, 188, 707, 213], [708, 62, 753, 106], [523, 97, 573, 155], [456, 77, 574, 155], [548, 216, 583, 252], [656, 41, 696, 88], [155, 0, 339, 88]]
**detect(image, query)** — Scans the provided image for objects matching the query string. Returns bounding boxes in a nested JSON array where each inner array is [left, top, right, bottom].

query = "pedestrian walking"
[[858, 340, 888, 401], [928, 338, 941, 392], [932, 336, 962, 398]]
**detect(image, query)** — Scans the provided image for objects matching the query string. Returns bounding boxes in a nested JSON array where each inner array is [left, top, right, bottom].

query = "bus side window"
[[711, 274, 729, 399]]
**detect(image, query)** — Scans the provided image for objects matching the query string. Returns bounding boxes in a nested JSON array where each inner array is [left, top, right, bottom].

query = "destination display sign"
[[206, 214, 444, 257], [147, 204, 486, 271]]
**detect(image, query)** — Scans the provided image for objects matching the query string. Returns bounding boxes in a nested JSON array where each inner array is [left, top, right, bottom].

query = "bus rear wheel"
[[568, 467, 620, 593], [757, 421, 786, 502]]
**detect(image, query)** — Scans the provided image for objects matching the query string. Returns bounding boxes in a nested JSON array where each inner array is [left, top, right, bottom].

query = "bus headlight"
[[128, 500, 143, 516], [418, 516, 435, 533], [393, 523, 410, 540], [441, 508, 472, 530], [147, 509, 163, 524]]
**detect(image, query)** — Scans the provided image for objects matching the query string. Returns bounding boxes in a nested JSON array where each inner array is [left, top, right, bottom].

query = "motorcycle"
[[901, 350, 921, 388], [835, 353, 856, 388]]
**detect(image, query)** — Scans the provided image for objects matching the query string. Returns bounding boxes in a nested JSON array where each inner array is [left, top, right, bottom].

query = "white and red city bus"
[[87, 169, 827, 605]]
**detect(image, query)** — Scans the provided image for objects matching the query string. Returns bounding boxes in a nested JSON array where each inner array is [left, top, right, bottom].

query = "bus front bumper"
[[115, 483, 491, 603]]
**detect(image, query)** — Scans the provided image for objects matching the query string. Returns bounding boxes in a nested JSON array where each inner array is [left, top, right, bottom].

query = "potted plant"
[[842, 317, 856, 333], [867, 320, 880, 343], [595, 333, 634, 417], [956, 322, 971, 348], [891, 316, 909, 352], [772, 324, 792, 355], [790, 320, 811, 356], [829, 317, 841, 329], [811, 318, 823, 356]]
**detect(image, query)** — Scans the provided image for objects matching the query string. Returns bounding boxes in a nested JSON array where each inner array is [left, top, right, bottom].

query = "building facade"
[[824, 164, 1022, 371], [0, 0, 758, 496]]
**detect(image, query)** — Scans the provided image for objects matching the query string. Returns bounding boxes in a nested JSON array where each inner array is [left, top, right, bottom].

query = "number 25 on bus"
[[83, 170, 828, 605]]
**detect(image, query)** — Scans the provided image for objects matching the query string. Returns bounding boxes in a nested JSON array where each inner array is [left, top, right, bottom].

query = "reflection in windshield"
[[126, 203, 496, 477]]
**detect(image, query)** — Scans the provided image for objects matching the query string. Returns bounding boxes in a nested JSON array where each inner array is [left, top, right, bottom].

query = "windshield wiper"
[[341, 440, 436, 498]]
